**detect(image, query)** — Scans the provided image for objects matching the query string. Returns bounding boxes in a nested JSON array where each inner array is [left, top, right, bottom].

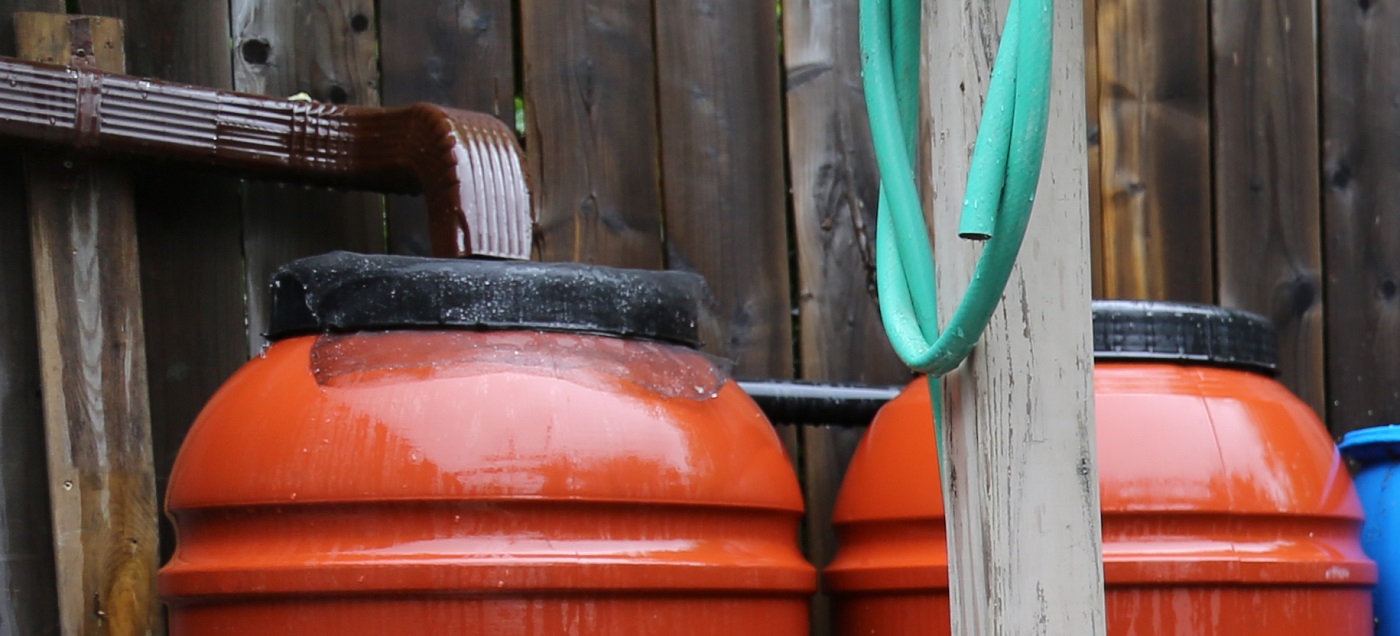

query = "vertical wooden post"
[[923, 0, 1106, 633], [76, 0, 248, 570], [16, 12, 160, 636]]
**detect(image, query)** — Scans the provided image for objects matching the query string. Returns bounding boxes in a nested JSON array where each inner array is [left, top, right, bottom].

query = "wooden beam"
[[922, 0, 1106, 632], [16, 12, 161, 636]]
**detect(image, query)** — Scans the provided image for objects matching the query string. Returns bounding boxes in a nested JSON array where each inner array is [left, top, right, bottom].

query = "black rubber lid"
[[266, 252, 706, 347], [1091, 300, 1277, 373]]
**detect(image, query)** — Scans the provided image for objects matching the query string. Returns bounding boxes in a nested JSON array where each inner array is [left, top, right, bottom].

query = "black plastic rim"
[[266, 252, 707, 347], [1091, 300, 1277, 373]]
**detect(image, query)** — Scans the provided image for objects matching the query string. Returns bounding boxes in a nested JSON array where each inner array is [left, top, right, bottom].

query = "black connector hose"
[[736, 380, 902, 427]]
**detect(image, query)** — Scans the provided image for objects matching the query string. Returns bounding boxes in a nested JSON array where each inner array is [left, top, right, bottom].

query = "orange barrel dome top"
[[825, 300, 1376, 635], [159, 251, 815, 635]]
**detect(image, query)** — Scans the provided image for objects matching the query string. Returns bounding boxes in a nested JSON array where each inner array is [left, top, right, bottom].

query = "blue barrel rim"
[[1339, 424, 1400, 465]]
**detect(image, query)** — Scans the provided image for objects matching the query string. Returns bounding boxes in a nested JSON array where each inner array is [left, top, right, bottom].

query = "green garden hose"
[[860, 0, 1053, 459]]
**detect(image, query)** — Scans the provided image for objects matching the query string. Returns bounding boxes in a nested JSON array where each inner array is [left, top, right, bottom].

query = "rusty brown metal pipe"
[[0, 56, 532, 260]]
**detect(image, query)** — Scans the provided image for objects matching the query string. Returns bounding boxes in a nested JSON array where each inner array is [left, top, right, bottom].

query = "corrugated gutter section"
[[0, 56, 532, 260]]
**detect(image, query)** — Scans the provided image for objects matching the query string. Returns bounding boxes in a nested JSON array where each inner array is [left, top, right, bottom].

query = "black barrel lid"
[[1091, 300, 1277, 373], [267, 252, 706, 347]]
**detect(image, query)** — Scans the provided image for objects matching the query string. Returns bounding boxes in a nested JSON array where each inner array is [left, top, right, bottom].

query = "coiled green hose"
[[860, 0, 1053, 455]]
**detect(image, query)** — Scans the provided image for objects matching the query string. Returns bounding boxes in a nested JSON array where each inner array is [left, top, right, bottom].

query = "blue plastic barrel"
[[1340, 425, 1400, 635]]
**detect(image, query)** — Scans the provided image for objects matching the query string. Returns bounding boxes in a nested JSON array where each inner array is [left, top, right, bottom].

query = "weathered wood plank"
[[1096, 0, 1213, 302], [924, 0, 1106, 631], [380, 0, 516, 256], [1213, 0, 1325, 418], [76, 0, 246, 567], [1321, 0, 1400, 435], [0, 5, 63, 634], [785, 0, 905, 389], [782, 0, 909, 632], [522, 0, 664, 268], [653, 0, 792, 377], [231, 0, 385, 353], [78, 0, 230, 84], [17, 13, 161, 635]]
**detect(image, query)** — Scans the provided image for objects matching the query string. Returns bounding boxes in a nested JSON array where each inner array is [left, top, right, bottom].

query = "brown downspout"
[[0, 56, 532, 260]]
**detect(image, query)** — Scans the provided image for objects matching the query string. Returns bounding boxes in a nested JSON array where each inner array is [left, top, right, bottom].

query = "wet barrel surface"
[[159, 252, 815, 635], [826, 301, 1375, 635]]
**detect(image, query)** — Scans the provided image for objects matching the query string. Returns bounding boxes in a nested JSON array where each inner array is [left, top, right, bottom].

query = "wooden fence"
[[0, 0, 1394, 634]]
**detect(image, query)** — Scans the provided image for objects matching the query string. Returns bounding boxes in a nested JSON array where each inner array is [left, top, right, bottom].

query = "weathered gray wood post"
[[923, 0, 1108, 632]]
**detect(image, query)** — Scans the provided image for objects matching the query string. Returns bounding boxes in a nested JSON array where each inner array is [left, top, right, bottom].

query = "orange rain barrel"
[[825, 301, 1375, 634], [159, 252, 815, 635]]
